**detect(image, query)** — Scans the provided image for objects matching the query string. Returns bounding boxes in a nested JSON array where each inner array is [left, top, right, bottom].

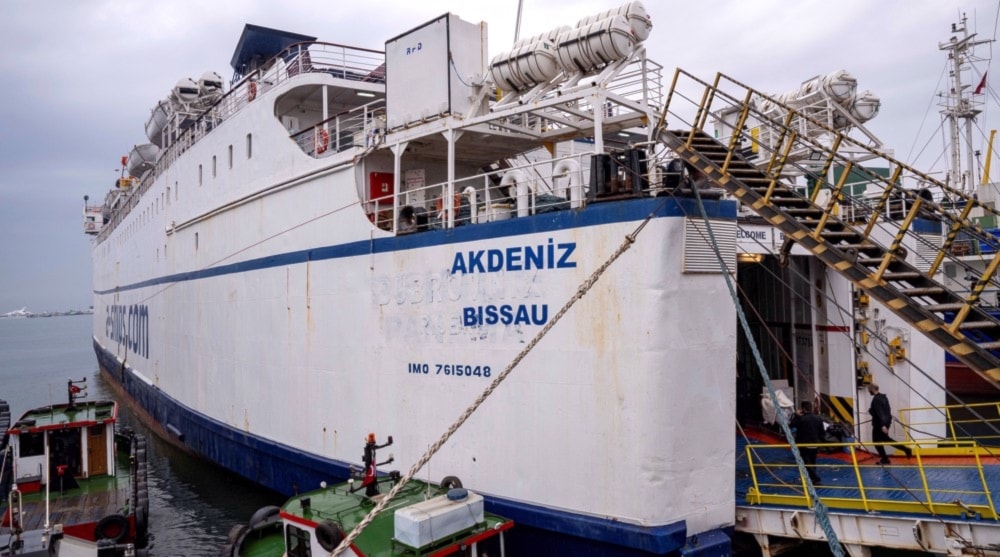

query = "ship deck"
[[14, 400, 116, 429]]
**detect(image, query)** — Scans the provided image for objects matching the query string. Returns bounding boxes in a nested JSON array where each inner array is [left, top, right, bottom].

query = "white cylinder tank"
[[127, 144, 160, 178], [144, 99, 171, 147], [490, 39, 561, 92], [556, 15, 635, 74], [577, 1, 653, 42], [172, 77, 200, 104]]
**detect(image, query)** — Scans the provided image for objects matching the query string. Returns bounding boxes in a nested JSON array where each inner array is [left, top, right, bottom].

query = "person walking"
[[791, 400, 825, 485], [868, 383, 912, 465]]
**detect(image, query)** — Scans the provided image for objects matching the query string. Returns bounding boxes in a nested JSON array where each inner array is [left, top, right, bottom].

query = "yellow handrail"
[[743, 439, 999, 519]]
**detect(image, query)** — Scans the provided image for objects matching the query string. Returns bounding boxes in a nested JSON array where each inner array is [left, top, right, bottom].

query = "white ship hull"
[[90, 9, 745, 555]]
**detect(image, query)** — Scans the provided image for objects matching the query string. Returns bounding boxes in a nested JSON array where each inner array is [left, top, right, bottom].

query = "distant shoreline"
[[0, 310, 93, 319]]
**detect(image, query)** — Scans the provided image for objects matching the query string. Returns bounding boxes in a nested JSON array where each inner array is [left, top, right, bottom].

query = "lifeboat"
[[198, 71, 224, 96], [127, 144, 160, 178], [172, 77, 200, 105], [144, 99, 171, 147]]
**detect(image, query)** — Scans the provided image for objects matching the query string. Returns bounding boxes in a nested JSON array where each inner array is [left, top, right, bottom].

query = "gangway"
[[656, 70, 1000, 391], [736, 434, 1000, 555]]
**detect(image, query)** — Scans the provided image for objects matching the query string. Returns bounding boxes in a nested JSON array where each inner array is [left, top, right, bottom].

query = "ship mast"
[[939, 14, 991, 192]]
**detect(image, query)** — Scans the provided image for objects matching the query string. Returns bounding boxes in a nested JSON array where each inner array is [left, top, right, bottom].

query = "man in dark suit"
[[791, 400, 825, 485], [868, 383, 912, 464]]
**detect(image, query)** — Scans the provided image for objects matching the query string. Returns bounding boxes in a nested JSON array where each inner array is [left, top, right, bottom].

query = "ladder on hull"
[[658, 71, 1000, 389]]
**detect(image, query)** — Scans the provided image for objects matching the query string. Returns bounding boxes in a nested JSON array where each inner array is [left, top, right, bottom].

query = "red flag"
[[975, 72, 988, 95], [361, 463, 376, 487]]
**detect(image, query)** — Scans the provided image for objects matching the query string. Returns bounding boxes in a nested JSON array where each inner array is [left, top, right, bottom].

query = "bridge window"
[[286, 525, 311, 557], [19, 432, 44, 457]]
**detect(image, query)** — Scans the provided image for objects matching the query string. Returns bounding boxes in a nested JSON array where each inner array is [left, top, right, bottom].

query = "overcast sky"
[[0, 0, 997, 313]]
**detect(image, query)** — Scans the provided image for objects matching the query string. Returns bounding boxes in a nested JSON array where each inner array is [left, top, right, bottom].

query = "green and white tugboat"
[[0, 380, 150, 556], [223, 434, 513, 557]]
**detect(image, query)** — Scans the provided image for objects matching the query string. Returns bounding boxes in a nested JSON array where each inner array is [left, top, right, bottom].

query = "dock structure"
[[736, 435, 1000, 555]]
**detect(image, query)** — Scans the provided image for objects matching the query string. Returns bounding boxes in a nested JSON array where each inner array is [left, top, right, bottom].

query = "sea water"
[[0, 315, 281, 556]]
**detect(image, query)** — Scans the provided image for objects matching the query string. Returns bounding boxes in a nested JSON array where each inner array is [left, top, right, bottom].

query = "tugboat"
[[222, 434, 513, 557], [0, 380, 150, 556]]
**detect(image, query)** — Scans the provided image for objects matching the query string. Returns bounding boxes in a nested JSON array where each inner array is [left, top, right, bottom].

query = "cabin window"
[[19, 432, 45, 457], [286, 525, 311, 557], [246, 133, 253, 159], [175, 181, 179, 201], [199, 164, 203, 186], [212, 155, 217, 177], [228, 145, 233, 169], [195, 232, 199, 251]]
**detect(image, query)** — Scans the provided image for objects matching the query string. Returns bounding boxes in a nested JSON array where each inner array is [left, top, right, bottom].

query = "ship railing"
[[663, 68, 1000, 325], [375, 152, 592, 233], [291, 99, 387, 157], [225, 41, 385, 122], [900, 402, 1000, 455], [743, 440, 999, 519], [488, 55, 664, 140], [96, 42, 384, 244]]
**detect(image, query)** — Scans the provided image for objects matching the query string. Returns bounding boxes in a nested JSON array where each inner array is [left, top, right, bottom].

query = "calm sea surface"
[[0, 315, 282, 556]]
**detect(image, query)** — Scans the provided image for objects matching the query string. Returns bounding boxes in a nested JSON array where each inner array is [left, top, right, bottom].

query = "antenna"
[[514, 0, 524, 43]]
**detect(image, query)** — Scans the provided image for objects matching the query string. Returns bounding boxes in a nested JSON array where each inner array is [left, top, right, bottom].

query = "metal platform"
[[736, 434, 1000, 555]]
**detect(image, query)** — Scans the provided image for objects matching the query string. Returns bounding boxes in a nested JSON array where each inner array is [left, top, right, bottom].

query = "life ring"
[[94, 513, 130, 543], [315, 520, 345, 551], [248, 81, 257, 101], [315, 129, 330, 154]]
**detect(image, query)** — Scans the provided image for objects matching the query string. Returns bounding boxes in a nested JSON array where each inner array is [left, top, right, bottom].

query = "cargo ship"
[[83, 2, 1000, 554]]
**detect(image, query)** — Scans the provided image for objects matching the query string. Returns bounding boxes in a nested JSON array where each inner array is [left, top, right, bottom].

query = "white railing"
[[97, 42, 385, 243]]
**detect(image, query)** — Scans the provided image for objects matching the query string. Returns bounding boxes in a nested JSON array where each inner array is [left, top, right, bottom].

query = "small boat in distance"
[[0, 381, 150, 556], [222, 434, 513, 557]]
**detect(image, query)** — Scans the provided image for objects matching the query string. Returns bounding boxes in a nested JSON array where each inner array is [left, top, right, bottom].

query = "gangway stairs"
[[657, 70, 1000, 391]]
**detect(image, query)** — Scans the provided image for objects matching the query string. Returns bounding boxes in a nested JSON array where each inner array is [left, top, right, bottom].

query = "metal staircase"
[[657, 70, 1000, 388]]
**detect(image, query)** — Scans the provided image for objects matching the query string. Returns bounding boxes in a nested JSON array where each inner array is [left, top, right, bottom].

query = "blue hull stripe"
[[96, 197, 735, 295], [94, 340, 698, 554]]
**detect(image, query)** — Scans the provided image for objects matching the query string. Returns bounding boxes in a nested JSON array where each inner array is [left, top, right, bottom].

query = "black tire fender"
[[227, 523, 248, 544], [315, 520, 345, 551], [94, 513, 130, 543], [440, 475, 463, 490], [248, 505, 280, 529]]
